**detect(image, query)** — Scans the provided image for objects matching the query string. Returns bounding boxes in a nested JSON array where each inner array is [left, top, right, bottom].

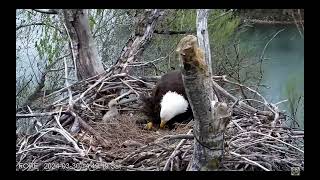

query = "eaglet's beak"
[[160, 119, 166, 129]]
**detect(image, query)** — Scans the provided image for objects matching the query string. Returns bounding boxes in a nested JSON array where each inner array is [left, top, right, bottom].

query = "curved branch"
[[16, 22, 64, 35], [154, 30, 195, 35], [32, 9, 58, 15]]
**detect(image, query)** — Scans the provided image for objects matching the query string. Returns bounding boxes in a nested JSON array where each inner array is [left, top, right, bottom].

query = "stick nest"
[[16, 72, 304, 171]]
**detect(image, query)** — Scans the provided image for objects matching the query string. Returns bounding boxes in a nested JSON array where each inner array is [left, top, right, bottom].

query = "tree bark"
[[112, 9, 165, 75], [196, 9, 212, 76], [176, 9, 231, 171], [61, 9, 105, 80]]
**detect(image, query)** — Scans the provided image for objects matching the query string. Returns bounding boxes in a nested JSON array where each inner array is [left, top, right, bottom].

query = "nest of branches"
[[16, 71, 304, 171]]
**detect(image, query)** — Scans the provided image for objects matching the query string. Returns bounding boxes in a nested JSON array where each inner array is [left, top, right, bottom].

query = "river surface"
[[239, 24, 304, 129]]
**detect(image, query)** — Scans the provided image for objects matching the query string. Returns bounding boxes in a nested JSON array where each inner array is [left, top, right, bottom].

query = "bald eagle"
[[140, 70, 193, 130]]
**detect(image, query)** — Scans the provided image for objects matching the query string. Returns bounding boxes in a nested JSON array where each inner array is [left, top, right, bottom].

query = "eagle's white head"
[[160, 91, 189, 128]]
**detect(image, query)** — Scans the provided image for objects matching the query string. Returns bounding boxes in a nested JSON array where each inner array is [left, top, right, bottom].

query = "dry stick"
[[63, 57, 81, 133], [297, 9, 304, 32], [160, 134, 194, 141], [114, 89, 134, 101], [229, 131, 304, 153], [26, 106, 42, 131], [120, 79, 140, 97], [230, 151, 270, 171], [211, 80, 273, 117], [274, 99, 288, 106], [213, 75, 275, 113], [54, 108, 85, 156], [81, 98, 95, 114], [63, 23, 77, 79], [233, 137, 268, 152], [127, 74, 155, 88], [182, 146, 193, 159], [241, 99, 275, 113], [260, 29, 285, 61], [74, 73, 127, 104], [97, 81, 106, 92], [230, 120, 244, 131], [45, 72, 105, 98], [69, 111, 110, 149], [121, 133, 189, 164], [16, 145, 75, 155], [269, 105, 280, 136], [256, 29, 285, 94], [225, 75, 268, 103], [127, 56, 167, 66], [63, 57, 73, 107], [163, 129, 192, 171], [16, 111, 66, 118], [291, 11, 304, 38]]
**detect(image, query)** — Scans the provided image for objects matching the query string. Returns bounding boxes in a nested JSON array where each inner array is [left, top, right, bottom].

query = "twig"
[[54, 108, 85, 156], [63, 23, 78, 80], [16, 111, 66, 118], [211, 80, 273, 117], [32, 9, 58, 14], [230, 151, 270, 171], [63, 57, 73, 107], [127, 56, 167, 66], [120, 79, 140, 97], [70, 111, 111, 149], [16, 146, 75, 155], [163, 129, 192, 171], [213, 75, 271, 109], [74, 73, 127, 104], [291, 10, 304, 38], [127, 74, 155, 88], [160, 134, 194, 141], [229, 131, 304, 153], [260, 29, 285, 61]]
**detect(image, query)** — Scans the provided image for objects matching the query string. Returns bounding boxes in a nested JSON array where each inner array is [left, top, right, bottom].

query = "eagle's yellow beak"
[[146, 122, 153, 130], [160, 119, 166, 129]]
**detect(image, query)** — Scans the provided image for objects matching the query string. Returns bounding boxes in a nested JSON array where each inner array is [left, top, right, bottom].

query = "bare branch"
[[163, 129, 192, 171], [63, 23, 77, 79], [230, 151, 270, 171], [16, 22, 63, 34], [32, 9, 58, 15], [63, 57, 73, 107], [154, 30, 195, 35], [16, 111, 66, 118], [260, 29, 285, 60]]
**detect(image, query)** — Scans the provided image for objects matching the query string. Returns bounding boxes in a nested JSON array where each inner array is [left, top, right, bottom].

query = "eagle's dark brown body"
[[140, 70, 193, 129]]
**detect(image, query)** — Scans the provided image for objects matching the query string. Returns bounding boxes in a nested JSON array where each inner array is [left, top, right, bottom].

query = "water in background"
[[239, 24, 304, 129]]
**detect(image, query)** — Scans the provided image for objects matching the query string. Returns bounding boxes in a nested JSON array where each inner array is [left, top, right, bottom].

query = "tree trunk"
[[61, 9, 105, 80], [176, 9, 232, 171], [112, 9, 165, 75], [196, 9, 212, 76]]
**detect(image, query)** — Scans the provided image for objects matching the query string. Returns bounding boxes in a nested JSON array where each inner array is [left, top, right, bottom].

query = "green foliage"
[[34, 21, 64, 66], [208, 10, 240, 47], [140, 9, 243, 77], [89, 15, 96, 31], [169, 9, 196, 32]]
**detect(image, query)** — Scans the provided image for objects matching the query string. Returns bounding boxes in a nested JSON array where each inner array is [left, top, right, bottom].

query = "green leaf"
[[89, 16, 96, 31]]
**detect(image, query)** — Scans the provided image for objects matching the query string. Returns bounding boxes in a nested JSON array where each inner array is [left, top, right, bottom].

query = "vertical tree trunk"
[[61, 9, 105, 80], [112, 9, 165, 75], [196, 9, 212, 76], [176, 9, 232, 171]]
